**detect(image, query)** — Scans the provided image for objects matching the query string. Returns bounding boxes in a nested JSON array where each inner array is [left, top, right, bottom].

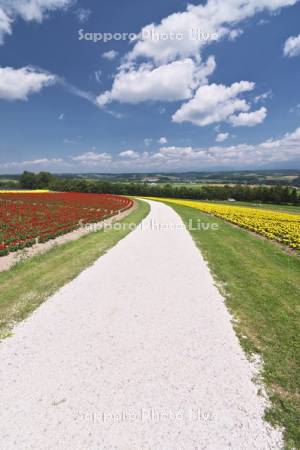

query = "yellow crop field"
[[147, 198, 300, 249]]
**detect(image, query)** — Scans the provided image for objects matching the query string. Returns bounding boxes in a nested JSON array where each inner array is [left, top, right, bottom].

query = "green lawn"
[[166, 201, 300, 450], [0, 200, 149, 338]]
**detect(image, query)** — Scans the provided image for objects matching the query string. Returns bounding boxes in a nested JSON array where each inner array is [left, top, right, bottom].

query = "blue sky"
[[0, 0, 300, 173]]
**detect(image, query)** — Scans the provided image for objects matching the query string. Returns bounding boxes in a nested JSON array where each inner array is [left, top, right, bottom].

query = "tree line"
[[17, 171, 300, 205]]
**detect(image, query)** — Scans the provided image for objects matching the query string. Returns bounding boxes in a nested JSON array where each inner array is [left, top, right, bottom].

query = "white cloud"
[[106, 109, 124, 119], [69, 126, 300, 168], [258, 18, 270, 25], [0, 67, 102, 106], [94, 70, 102, 83], [253, 90, 272, 103], [63, 138, 78, 144], [141, 125, 300, 168], [95, 0, 297, 114], [74, 8, 91, 24], [144, 138, 153, 147], [27, 158, 63, 164], [58, 112, 64, 120], [0, 66, 56, 100], [57, 77, 98, 105], [289, 103, 300, 113], [229, 107, 267, 127], [259, 126, 300, 151], [172, 81, 265, 127], [72, 151, 112, 163], [0, 68, 103, 107], [6, 0, 72, 22], [97, 56, 216, 106], [119, 149, 139, 159], [102, 50, 119, 61], [2, 126, 300, 172], [0, 8, 12, 44], [228, 28, 244, 41], [283, 33, 300, 57], [126, 0, 298, 64], [0, 0, 72, 43], [216, 132, 229, 142], [158, 137, 168, 144], [1, 157, 63, 169]]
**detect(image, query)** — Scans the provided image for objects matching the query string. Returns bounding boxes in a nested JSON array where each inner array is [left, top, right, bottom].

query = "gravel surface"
[[0, 200, 283, 450]]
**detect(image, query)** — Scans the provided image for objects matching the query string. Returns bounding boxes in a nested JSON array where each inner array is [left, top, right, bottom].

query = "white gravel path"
[[0, 200, 282, 450]]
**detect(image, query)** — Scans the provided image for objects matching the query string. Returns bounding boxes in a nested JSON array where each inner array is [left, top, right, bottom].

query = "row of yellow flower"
[[147, 198, 300, 249]]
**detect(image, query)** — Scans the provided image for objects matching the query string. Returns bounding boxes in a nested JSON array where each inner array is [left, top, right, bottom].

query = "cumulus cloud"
[[72, 151, 112, 163], [3, 126, 300, 171], [142, 126, 300, 168], [172, 81, 266, 127], [114, 126, 300, 169], [126, 0, 297, 64], [0, 0, 72, 43], [95, 0, 297, 117], [97, 56, 216, 106], [0, 66, 56, 100], [215, 132, 230, 142], [0, 65, 105, 106], [283, 33, 300, 57], [102, 50, 119, 61], [229, 107, 267, 127], [158, 137, 168, 144], [119, 150, 139, 159]]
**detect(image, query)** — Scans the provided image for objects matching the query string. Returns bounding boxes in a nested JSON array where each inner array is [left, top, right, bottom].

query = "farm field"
[[0, 200, 149, 337], [0, 192, 133, 256], [198, 200, 300, 215], [161, 200, 300, 449], [146, 197, 300, 250]]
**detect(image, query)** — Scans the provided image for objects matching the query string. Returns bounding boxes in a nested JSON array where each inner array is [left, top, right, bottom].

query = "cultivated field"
[[147, 197, 300, 250], [0, 192, 133, 256]]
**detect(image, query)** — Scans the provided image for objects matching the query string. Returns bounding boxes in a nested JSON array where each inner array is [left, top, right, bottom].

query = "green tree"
[[19, 171, 37, 189], [36, 172, 54, 188]]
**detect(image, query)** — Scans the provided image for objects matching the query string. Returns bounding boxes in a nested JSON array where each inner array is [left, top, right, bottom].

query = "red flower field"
[[0, 192, 133, 256]]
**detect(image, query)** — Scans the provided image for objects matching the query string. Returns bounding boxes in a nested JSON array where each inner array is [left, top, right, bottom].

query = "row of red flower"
[[0, 192, 133, 256]]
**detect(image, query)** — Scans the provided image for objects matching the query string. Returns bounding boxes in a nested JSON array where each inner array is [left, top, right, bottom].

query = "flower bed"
[[0, 192, 133, 256]]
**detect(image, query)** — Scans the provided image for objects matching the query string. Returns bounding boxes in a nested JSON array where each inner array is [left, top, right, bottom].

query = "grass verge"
[[166, 201, 300, 450], [0, 200, 149, 339]]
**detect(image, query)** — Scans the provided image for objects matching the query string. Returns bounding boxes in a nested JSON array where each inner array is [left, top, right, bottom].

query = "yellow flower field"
[[147, 198, 300, 249]]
